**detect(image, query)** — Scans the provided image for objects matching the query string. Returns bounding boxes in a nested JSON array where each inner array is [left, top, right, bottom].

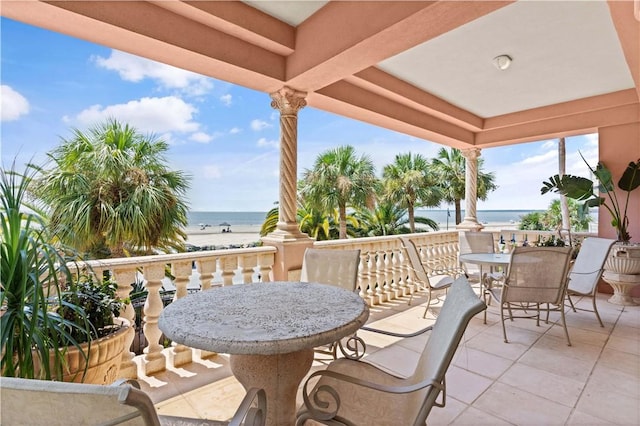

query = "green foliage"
[[541, 154, 640, 242], [353, 202, 438, 237], [300, 145, 377, 239], [431, 148, 497, 225], [57, 276, 125, 343], [33, 119, 191, 258], [1, 162, 91, 380], [518, 212, 545, 231], [381, 152, 441, 233]]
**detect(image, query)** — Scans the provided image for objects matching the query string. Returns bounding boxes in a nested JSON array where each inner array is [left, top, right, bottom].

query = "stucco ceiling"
[[245, 0, 635, 118], [2, 0, 638, 149]]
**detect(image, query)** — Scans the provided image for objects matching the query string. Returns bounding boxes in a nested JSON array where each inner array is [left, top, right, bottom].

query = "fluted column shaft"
[[458, 148, 483, 230], [269, 86, 308, 237]]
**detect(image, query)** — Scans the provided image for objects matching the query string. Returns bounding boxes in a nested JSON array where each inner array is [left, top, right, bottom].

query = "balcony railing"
[[77, 229, 593, 379]]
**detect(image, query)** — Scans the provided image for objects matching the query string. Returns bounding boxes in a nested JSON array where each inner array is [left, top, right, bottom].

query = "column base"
[[456, 219, 484, 231]]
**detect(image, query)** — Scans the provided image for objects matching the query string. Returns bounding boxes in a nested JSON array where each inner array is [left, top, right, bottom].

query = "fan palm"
[[33, 119, 190, 258], [431, 148, 497, 225], [354, 202, 439, 237], [382, 152, 442, 233], [300, 145, 377, 239]]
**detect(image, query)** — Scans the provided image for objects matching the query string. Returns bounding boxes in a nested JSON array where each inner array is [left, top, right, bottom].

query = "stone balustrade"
[[75, 229, 592, 380]]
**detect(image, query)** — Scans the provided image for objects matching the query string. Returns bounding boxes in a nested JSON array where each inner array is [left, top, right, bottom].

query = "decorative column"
[[268, 86, 309, 239], [262, 86, 314, 281], [457, 148, 483, 231]]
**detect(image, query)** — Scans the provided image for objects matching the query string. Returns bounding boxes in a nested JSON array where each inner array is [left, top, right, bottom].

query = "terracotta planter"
[[53, 317, 130, 384], [605, 244, 640, 275]]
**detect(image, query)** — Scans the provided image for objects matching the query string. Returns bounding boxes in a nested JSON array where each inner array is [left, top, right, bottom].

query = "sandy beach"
[[183, 222, 519, 249], [184, 225, 262, 248]]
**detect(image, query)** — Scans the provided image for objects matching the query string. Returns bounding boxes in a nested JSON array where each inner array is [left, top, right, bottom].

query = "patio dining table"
[[158, 281, 369, 426], [459, 252, 511, 306]]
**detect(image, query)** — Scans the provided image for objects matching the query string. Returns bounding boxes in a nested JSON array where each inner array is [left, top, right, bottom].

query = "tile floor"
[[137, 286, 640, 425]]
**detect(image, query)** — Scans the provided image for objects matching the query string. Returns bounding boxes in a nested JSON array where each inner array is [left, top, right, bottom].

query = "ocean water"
[[187, 210, 544, 228]]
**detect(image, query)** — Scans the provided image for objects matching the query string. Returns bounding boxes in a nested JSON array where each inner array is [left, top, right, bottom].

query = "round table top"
[[158, 281, 369, 355], [459, 253, 511, 265]]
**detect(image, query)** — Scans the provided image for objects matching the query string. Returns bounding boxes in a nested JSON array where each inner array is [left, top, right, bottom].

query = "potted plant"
[[541, 155, 640, 273], [1, 163, 129, 383]]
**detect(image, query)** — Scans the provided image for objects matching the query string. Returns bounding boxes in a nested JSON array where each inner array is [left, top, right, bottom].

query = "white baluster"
[[220, 256, 237, 286], [113, 267, 138, 379], [166, 261, 193, 367], [258, 253, 274, 282], [140, 264, 166, 375], [239, 254, 257, 283], [196, 259, 217, 290]]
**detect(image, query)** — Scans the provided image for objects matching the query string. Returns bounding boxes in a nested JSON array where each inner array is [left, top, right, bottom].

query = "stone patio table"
[[159, 281, 369, 426]]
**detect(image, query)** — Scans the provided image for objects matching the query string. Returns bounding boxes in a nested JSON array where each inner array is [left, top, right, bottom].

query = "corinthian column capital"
[[460, 147, 481, 160], [270, 86, 307, 115]]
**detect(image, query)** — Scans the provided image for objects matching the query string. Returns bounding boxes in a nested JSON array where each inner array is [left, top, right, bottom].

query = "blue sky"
[[1, 18, 597, 212]]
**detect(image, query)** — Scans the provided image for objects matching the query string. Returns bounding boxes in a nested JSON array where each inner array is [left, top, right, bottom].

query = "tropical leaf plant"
[[541, 154, 640, 242], [1, 162, 91, 380]]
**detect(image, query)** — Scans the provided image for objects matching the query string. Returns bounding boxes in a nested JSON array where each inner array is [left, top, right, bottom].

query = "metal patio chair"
[[0, 377, 266, 426], [300, 248, 366, 360], [566, 237, 616, 327], [296, 276, 486, 426], [485, 246, 574, 345], [400, 236, 455, 319]]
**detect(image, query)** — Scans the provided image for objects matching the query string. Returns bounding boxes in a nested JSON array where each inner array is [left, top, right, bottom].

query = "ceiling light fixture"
[[493, 55, 512, 70]]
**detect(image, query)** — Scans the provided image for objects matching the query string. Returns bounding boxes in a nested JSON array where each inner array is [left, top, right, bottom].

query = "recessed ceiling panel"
[[243, 0, 328, 26], [378, 1, 634, 118]]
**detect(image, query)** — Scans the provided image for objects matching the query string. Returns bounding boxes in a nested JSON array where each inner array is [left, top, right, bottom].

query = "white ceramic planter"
[[605, 244, 640, 275]]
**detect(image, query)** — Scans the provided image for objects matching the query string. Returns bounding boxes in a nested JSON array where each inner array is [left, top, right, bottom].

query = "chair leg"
[[567, 293, 577, 312], [560, 303, 572, 346], [592, 295, 604, 328], [422, 288, 432, 319], [500, 303, 509, 343]]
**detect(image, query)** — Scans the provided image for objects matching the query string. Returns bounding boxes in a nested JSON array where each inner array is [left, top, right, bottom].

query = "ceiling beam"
[[309, 80, 475, 148], [608, 0, 640, 102], [286, 0, 514, 92]]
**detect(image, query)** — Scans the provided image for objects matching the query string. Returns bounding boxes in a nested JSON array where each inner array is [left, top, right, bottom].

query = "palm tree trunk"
[[408, 204, 415, 233], [339, 204, 347, 239], [455, 199, 462, 225], [558, 137, 571, 232]]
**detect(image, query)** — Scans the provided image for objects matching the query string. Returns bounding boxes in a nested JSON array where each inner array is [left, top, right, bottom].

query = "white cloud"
[[257, 137, 279, 149], [93, 50, 213, 96], [250, 119, 271, 131], [70, 96, 199, 134], [1, 85, 29, 121], [190, 132, 212, 143], [220, 94, 232, 106], [229, 127, 241, 134], [203, 165, 222, 179]]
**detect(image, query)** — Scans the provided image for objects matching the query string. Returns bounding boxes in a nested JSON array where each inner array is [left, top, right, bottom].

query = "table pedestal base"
[[230, 349, 314, 426], [603, 271, 640, 306]]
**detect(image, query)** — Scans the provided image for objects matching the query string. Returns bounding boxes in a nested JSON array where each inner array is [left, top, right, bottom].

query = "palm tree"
[[382, 152, 442, 232], [353, 201, 439, 237], [300, 145, 377, 239], [431, 147, 497, 225], [34, 119, 190, 258]]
